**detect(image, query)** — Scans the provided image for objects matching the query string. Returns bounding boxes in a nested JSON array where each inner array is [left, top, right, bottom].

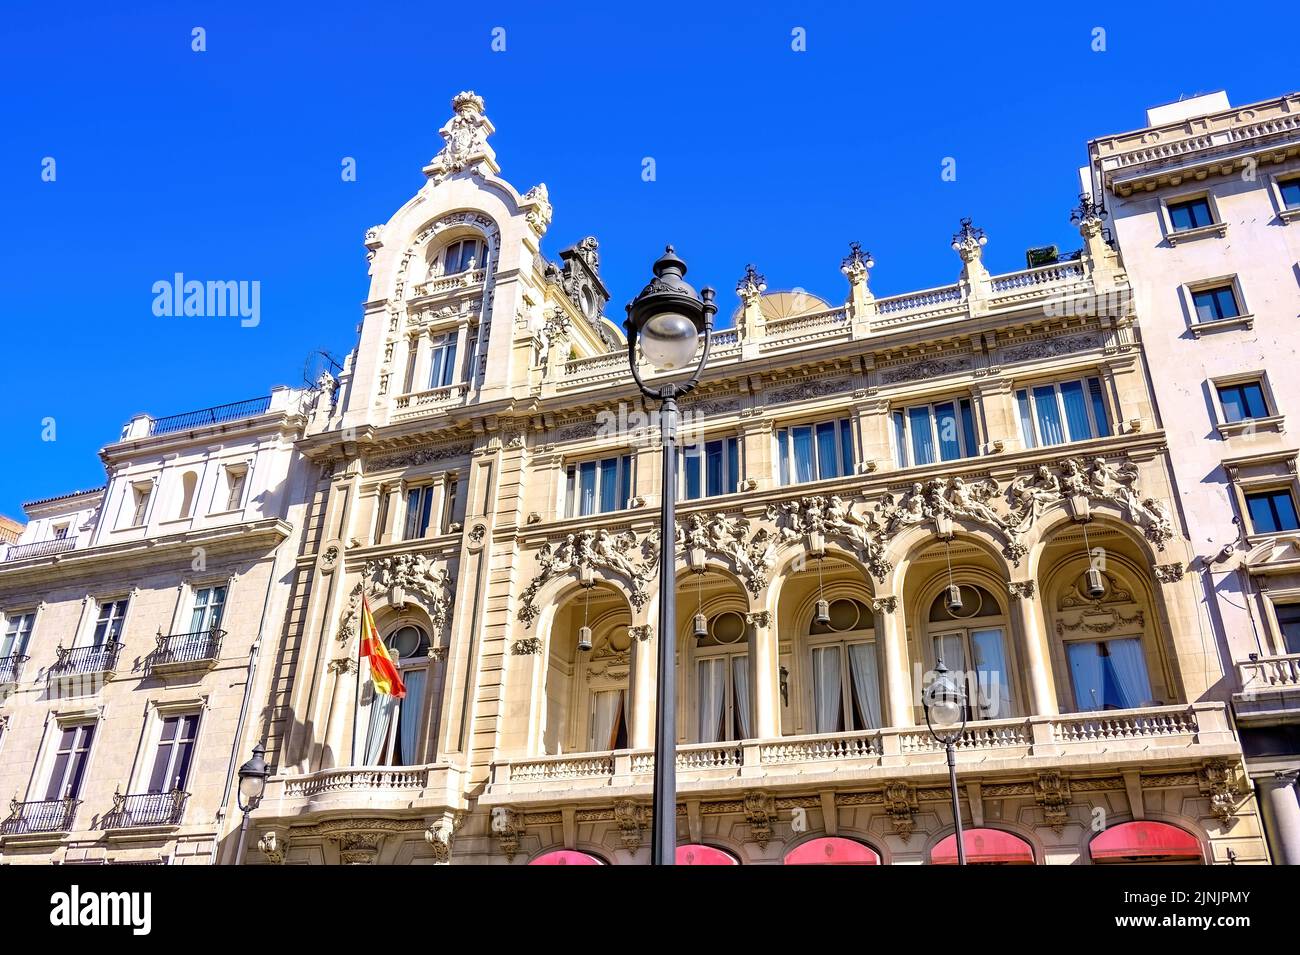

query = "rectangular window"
[[2, 612, 36, 658], [776, 418, 853, 485], [1191, 285, 1240, 323], [428, 333, 458, 389], [589, 689, 628, 750], [92, 599, 129, 647], [224, 467, 247, 511], [930, 629, 1015, 720], [893, 401, 977, 468], [146, 714, 199, 793], [129, 483, 152, 527], [1217, 381, 1269, 423], [1066, 638, 1152, 711], [1016, 377, 1111, 448], [810, 641, 881, 733], [565, 455, 633, 517], [1245, 489, 1300, 534], [44, 724, 96, 800], [52, 524, 69, 540], [1277, 604, 1300, 655], [403, 486, 435, 540], [682, 436, 740, 500], [189, 586, 227, 633], [1168, 197, 1214, 231], [1278, 179, 1300, 210]]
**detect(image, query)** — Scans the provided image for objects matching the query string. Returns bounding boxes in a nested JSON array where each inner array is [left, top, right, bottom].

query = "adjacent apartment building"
[[2, 89, 1295, 865], [1086, 90, 1300, 864]]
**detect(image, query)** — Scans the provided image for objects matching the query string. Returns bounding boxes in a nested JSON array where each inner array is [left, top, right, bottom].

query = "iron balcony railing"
[[148, 395, 272, 436], [153, 627, 224, 667], [51, 642, 124, 676], [0, 654, 29, 685], [3, 537, 76, 562], [1, 797, 79, 835], [102, 790, 188, 829]]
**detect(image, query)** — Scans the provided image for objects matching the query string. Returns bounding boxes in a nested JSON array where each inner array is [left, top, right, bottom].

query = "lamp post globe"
[[236, 741, 269, 813], [625, 246, 710, 374], [924, 661, 969, 866]]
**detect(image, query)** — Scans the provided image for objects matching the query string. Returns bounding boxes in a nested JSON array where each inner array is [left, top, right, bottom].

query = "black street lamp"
[[923, 660, 968, 866], [625, 246, 717, 865], [233, 742, 269, 866]]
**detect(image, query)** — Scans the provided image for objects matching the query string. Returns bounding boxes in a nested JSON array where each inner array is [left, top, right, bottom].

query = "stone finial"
[[736, 264, 767, 306], [840, 241, 874, 287], [951, 217, 988, 264], [424, 90, 498, 182]]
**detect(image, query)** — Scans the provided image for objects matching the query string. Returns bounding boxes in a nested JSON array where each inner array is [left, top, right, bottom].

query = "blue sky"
[[0, 1, 1293, 518]]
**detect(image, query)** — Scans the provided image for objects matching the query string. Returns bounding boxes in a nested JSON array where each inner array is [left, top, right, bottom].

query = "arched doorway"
[[356, 620, 442, 766]]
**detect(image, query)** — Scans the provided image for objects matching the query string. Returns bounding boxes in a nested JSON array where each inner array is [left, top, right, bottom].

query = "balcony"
[[102, 790, 188, 830], [3, 537, 76, 562], [49, 642, 124, 689], [0, 653, 28, 689], [411, 268, 486, 299], [0, 797, 80, 836], [256, 763, 467, 823], [150, 627, 223, 678], [148, 395, 273, 436], [1233, 654, 1300, 726], [484, 703, 1237, 807]]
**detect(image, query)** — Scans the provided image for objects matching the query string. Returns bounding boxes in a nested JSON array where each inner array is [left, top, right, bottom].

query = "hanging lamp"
[[1082, 522, 1106, 599], [693, 566, 708, 642], [577, 583, 594, 652], [814, 553, 831, 626], [944, 539, 963, 614]]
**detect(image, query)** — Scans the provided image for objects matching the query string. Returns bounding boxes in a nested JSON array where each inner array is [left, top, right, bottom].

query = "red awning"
[[1090, 822, 1202, 862], [932, 829, 1035, 865], [676, 844, 739, 865], [784, 837, 881, 865], [528, 850, 605, 866]]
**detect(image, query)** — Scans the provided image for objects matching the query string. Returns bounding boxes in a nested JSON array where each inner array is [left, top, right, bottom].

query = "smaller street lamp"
[[233, 742, 269, 866], [923, 661, 968, 865]]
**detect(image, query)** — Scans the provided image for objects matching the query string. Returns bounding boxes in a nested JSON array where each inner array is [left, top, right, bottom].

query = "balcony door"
[[44, 724, 95, 800]]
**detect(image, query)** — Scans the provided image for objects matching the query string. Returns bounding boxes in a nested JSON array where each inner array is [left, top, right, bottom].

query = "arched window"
[[529, 849, 605, 865], [693, 610, 751, 743], [177, 471, 198, 519], [931, 828, 1035, 865], [784, 837, 880, 865], [361, 625, 433, 766], [1056, 570, 1155, 711], [1089, 821, 1202, 864], [433, 237, 485, 277], [926, 585, 1016, 720], [807, 598, 882, 733], [675, 844, 738, 865]]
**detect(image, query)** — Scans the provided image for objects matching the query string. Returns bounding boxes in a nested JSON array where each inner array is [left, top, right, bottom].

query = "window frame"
[[680, 434, 742, 500], [805, 627, 882, 734], [402, 483, 436, 541], [2, 610, 37, 659], [90, 597, 131, 648], [1243, 488, 1300, 535], [775, 416, 856, 487], [1267, 172, 1300, 221], [891, 397, 979, 468], [1159, 191, 1227, 244], [564, 454, 635, 518], [142, 710, 202, 794], [41, 721, 98, 801], [1184, 276, 1252, 336], [1014, 375, 1112, 449]]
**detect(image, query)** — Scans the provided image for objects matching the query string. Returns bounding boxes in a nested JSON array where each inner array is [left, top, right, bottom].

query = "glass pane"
[[1100, 638, 1151, 709], [1219, 386, 1246, 423], [684, 447, 701, 500], [1248, 494, 1279, 533], [1169, 203, 1193, 230], [1242, 383, 1268, 418], [1060, 380, 1092, 441], [1273, 493, 1299, 531], [578, 461, 597, 516], [971, 628, 1013, 719], [892, 411, 908, 467], [960, 399, 978, 457], [418, 487, 433, 535], [619, 457, 632, 511], [792, 427, 814, 483], [1282, 180, 1300, 209], [839, 419, 854, 476], [934, 402, 960, 461], [1016, 390, 1036, 448], [908, 406, 936, 466], [1087, 378, 1111, 437], [1067, 641, 1105, 711], [1033, 386, 1066, 445], [705, 440, 724, 497], [599, 458, 619, 513], [815, 422, 839, 479], [777, 430, 790, 485], [1192, 290, 1219, 323], [395, 668, 427, 765], [1213, 287, 1239, 319], [727, 437, 739, 494], [811, 646, 844, 733], [846, 643, 882, 730], [696, 658, 726, 743]]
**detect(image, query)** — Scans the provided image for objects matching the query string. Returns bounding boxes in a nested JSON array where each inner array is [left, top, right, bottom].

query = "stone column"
[[874, 597, 914, 727], [1010, 582, 1058, 717], [628, 622, 657, 749], [1259, 770, 1300, 866], [748, 611, 780, 739]]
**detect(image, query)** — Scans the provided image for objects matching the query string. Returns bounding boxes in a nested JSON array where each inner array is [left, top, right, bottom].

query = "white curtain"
[[811, 646, 844, 733], [731, 656, 752, 740], [395, 668, 427, 765], [1105, 638, 1152, 709], [932, 633, 965, 672], [971, 628, 1014, 719], [847, 643, 882, 729], [696, 659, 726, 743], [590, 690, 624, 750], [363, 690, 396, 765]]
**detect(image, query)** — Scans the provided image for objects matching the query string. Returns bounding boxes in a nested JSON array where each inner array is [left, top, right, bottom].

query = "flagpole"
[[350, 602, 363, 766]]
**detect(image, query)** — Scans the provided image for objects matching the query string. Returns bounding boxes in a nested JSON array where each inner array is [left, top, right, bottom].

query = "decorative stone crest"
[[490, 807, 523, 861], [743, 791, 777, 849], [1008, 580, 1036, 600], [1036, 771, 1072, 831], [1154, 562, 1185, 583], [424, 811, 463, 864], [522, 183, 552, 238], [337, 555, 454, 644], [424, 91, 497, 183], [882, 782, 918, 841], [628, 624, 653, 642], [871, 596, 898, 614], [257, 830, 287, 865], [614, 799, 649, 851], [511, 637, 542, 656], [518, 528, 660, 626], [678, 512, 778, 595], [1199, 759, 1242, 823]]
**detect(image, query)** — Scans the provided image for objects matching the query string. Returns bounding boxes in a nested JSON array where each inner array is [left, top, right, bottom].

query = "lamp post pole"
[[924, 660, 968, 866], [625, 246, 716, 865]]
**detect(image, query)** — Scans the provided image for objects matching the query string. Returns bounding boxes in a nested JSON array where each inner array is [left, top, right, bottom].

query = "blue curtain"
[[792, 427, 815, 483], [706, 440, 724, 496], [777, 430, 790, 485], [598, 458, 619, 512], [727, 438, 739, 494], [1060, 380, 1092, 441], [972, 628, 1013, 719], [839, 420, 854, 476], [579, 461, 597, 516], [1087, 378, 1111, 436], [1104, 639, 1151, 709], [683, 446, 701, 499], [1016, 390, 1036, 448], [935, 403, 961, 461], [892, 412, 908, 467], [908, 406, 936, 465], [396, 669, 427, 765], [1033, 385, 1066, 445], [1067, 642, 1105, 711], [815, 421, 839, 479], [960, 400, 978, 456]]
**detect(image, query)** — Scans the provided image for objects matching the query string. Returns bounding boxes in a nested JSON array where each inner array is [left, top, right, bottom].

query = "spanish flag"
[[359, 594, 405, 699]]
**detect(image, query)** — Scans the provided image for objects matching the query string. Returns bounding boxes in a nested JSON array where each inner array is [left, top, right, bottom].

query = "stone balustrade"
[[258, 763, 466, 821]]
